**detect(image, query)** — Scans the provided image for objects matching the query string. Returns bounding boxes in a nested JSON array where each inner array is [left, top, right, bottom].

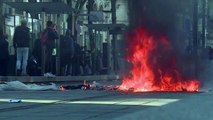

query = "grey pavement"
[[0, 88, 212, 120]]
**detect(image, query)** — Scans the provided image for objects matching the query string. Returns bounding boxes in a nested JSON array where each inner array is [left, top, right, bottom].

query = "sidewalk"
[[0, 75, 120, 83]]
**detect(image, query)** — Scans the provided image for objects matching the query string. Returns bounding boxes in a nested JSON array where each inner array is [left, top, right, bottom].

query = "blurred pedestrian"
[[61, 29, 74, 75], [72, 41, 81, 76], [41, 21, 58, 77], [0, 27, 9, 76], [13, 20, 30, 76], [26, 38, 42, 76], [32, 38, 42, 67]]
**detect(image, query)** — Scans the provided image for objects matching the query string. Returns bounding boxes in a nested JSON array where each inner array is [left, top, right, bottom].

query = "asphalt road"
[[0, 88, 210, 120]]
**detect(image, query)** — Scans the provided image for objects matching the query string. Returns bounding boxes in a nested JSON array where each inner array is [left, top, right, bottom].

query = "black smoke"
[[128, 0, 182, 33], [127, 0, 199, 80]]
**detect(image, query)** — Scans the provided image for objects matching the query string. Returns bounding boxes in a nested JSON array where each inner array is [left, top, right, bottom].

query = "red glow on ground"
[[59, 86, 65, 91], [119, 28, 201, 92]]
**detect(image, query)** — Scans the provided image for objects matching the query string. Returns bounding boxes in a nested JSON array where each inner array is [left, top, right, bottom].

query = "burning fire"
[[119, 27, 201, 92]]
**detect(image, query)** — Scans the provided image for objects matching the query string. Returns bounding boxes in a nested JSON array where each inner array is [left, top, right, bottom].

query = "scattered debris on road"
[[0, 80, 118, 91], [0, 81, 58, 91], [8, 99, 22, 103], [59, 80, 118, 91]]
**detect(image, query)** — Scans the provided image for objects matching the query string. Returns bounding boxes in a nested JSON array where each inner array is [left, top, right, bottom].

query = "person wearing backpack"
[[0, 27, 9, 76], [41, 21, 59, 77], [13, 20, 30, 76]]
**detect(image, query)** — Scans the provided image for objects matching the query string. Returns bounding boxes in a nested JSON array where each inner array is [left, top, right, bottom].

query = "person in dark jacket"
[[26, 38, 42, 76], [72, 41, 81, 76], [61, 29, 74, 75], [13, 20, 30, 76], [41, 21, 59, 77], [0, 28, 9, 76]]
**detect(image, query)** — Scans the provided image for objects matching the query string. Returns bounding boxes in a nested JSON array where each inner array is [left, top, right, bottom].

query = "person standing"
[[0, 28, 9, 76], [41, 21, 59, 77], [72, 41, 81, 76], [61, 29, 74, 75], [13, 20, 30, 76]]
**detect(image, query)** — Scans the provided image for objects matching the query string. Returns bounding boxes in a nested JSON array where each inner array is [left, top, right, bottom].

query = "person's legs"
[[43, 45, 56, 77], [72, 57, 80, 76], [45, 46, 50, 73], [0, 60, 3, 76], [66, 63, 71, 75], [72, 58, 76, 75], [22, 47, 29, 75], [42, 46, 46, 75], [1, 59, 8, 76], [65, 55, 71, 76], [16, 48, 22, 75], [45, 45, 53, 73], [60, 59, 65, 76]]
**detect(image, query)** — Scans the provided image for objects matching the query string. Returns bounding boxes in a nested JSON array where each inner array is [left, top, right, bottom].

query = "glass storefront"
[[5, 15, 16, 55]]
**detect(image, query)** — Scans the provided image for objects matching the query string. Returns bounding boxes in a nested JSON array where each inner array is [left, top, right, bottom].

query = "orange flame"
[[119, 28, 201, 92], [59, 86, 65, 91]]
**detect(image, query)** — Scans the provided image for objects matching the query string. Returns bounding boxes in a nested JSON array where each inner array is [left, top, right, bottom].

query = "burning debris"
[[119, 27, 201, 92], [59, 80, 118, 91]]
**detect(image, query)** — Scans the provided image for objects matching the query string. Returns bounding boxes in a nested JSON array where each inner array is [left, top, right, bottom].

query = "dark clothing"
[[26, 39, 42, 76], [44, 45, 55, 73], [0, 36, 9, 60], [32, 39, 42, 66], [0, 36, 9, 76], [74, 42, 81, 58], [43, 27, 59, 46], [209, 48, 213, 60], [61, 36, 74, 57], [13, 26, 30, 48], [26, 56, 41, 76], [43, 27, 58, 73], [0, 59, 8, 76], [60, 35, 74, 75], [72, 42, 81, 75]]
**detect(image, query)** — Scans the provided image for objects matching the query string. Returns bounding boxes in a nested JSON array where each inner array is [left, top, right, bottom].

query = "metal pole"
[[0, 1, 3, 29], [202, 0, 208, 47], [193, 0, 198, 77], [94, 30, 97, 74], [107, 31, 111, 74], [56, 14, 61, 75], [41, 12, 46, 75], [111, 0, 118, 73], [72, 13, 75, 36], [88, 0, 95, 74], [31, 18, 34, 53]]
